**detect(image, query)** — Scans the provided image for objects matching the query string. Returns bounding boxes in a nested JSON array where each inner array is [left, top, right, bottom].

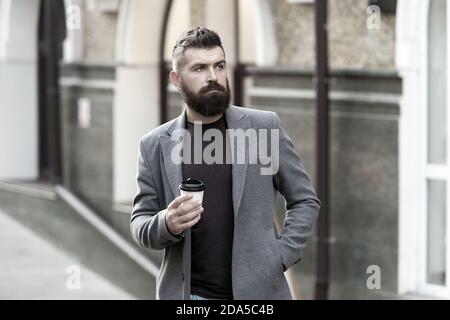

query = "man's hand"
[[165, 194, 204, 236]]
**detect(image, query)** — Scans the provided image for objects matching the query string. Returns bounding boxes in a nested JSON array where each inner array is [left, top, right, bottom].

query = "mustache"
[[199, 82, 226, 94]]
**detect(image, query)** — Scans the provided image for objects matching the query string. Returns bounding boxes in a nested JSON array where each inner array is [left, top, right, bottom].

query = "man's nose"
[[206, 67, 218, 82]]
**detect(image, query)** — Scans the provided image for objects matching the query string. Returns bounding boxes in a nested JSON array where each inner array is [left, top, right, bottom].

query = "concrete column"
[[0, 0, 41, 180], [113, 0, 167, 203]]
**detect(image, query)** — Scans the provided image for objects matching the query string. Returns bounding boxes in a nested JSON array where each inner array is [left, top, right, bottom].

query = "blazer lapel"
[[225, 106, 250, 219], [160, 110, 186, 199]]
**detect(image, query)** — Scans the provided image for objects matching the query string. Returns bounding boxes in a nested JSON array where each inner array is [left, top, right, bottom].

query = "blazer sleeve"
[[272, 112, 321, 269], [130, 138, 183, 250]]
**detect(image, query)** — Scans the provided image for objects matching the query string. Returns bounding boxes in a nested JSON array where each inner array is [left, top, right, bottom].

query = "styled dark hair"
[[172, 27, 224, 71]]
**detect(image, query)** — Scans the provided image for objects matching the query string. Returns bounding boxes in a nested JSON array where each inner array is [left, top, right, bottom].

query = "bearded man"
[[130, 27, 320, 300]]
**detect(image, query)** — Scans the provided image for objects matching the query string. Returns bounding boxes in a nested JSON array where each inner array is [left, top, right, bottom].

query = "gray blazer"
[[130, 105, 320, 300]]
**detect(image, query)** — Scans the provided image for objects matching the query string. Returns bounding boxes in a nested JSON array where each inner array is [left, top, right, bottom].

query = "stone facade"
[[78, 0, 396, 70], [328, 0, 395, 70], [270, 0, 395, 69], [83, 10, 118, 63], [190, 0, 206, 27]]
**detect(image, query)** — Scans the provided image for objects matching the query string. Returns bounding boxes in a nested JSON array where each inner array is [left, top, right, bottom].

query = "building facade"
[[0, 0, 447, 299]]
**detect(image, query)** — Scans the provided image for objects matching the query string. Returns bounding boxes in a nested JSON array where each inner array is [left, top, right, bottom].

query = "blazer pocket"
[[275, 240, 287, 272], [266, 227, 286, 274]]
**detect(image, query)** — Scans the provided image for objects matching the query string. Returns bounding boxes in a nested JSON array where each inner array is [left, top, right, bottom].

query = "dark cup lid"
[[179, 178, 205, 192]]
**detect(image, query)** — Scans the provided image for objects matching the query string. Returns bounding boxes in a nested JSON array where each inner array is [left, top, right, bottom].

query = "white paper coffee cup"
[[179, 178, 206, 205]]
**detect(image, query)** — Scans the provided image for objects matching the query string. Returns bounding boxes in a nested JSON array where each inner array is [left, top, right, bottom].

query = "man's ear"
[[169, 70, 182, 91]]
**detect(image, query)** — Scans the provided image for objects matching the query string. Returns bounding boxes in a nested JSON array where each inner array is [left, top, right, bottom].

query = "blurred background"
[[0, 0, 447, 299]]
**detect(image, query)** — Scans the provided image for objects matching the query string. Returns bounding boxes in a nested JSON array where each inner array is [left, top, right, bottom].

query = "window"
[[398, 0, 450, 298], [418, 0, 450, 297]]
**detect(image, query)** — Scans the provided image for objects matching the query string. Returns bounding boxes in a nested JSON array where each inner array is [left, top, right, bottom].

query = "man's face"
[[174, 47, 230, 117]]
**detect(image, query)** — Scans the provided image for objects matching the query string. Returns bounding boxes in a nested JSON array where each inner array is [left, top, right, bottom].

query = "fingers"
[[169, 193, 193, 209], [179, 212, 202, 230], [166, 195, 204, 235], [166, 205, 203, 235], [175, 199, 202, 216], [178, 206, 204, 224]]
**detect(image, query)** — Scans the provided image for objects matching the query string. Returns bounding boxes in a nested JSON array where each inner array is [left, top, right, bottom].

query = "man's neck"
[[185, 106, 224, 124]]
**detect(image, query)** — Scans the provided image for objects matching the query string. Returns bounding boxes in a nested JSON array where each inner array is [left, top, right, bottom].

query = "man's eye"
[[217, 64, 225, 70], [194, 66, 204, 71]]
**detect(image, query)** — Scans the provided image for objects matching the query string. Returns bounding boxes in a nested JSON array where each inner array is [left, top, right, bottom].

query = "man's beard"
[[180, 79, 231, 117]]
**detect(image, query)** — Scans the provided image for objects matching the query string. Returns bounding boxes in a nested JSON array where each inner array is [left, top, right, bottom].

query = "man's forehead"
[[183, 47, 225, 66]]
